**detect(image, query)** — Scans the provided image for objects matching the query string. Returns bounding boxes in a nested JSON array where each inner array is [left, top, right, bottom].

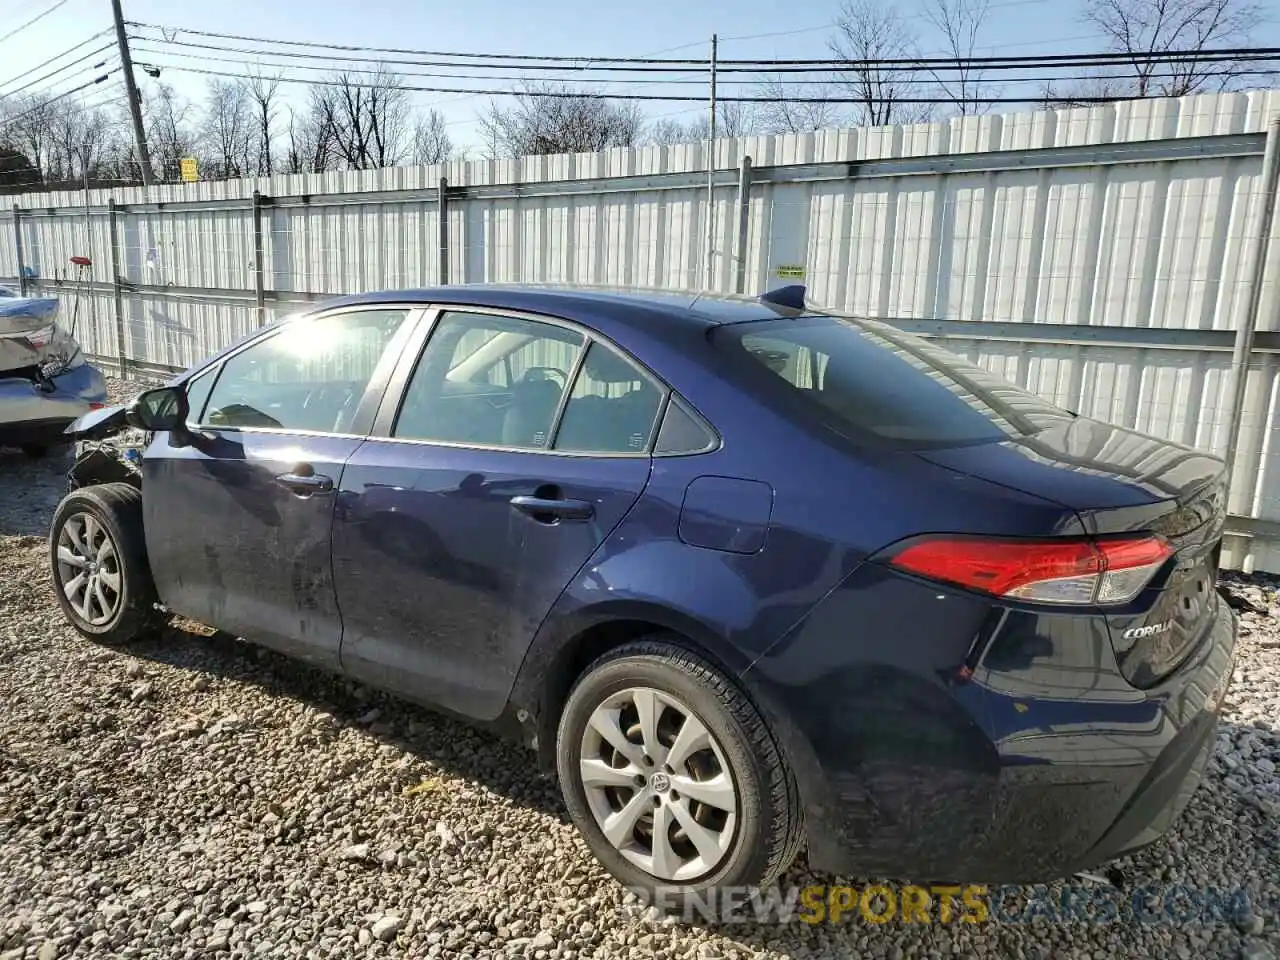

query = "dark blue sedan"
[[49, 285, 1237, 905]]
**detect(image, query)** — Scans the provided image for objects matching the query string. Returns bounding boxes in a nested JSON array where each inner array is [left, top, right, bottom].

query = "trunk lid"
[[0, 295, 80, 376], [918, 416, 1227, 688]]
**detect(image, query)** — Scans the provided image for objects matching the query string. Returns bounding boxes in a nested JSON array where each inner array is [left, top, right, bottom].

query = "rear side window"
[[552, 342, 663, 454], [713, 316, 1069, 448], [654, 396, 717, 455]]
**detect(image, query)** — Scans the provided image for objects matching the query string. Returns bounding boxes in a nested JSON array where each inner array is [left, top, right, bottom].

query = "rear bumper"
[[742, 562, 1237, 884], [0, 363, 107, 446]]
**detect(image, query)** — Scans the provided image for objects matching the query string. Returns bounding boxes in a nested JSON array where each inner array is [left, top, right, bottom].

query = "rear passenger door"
[[332, 307, 665, 720]]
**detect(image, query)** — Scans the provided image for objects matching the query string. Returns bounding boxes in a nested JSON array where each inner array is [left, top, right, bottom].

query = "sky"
[[3, 0, 1279, 155]]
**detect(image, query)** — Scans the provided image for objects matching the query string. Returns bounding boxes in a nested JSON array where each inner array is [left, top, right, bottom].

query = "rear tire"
[[556, 638, 802, 916], [49, 483, 165, 644]]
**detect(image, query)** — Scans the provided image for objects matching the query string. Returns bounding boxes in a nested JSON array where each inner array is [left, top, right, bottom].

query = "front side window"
[[183, 366, 218, 424], [395, 310, 584, 449], [202, 309, 407, 432]]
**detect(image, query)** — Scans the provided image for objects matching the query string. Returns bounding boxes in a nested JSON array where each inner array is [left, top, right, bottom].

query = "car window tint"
[[394, 311, 583, 449], [654, 395, 717, 455], [202, 309, 407, 432], [714, 315, 1072, 448], [552, 342, 663, 454]]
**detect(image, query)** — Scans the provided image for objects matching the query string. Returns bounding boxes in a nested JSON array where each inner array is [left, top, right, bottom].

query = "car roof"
[[317, 284, 797, 339]]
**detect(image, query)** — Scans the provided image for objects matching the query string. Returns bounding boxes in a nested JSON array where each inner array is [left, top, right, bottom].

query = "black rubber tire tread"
[[49, 482, 165, 645], [556, 636, 803, 912], [20, 444, 48, 458]]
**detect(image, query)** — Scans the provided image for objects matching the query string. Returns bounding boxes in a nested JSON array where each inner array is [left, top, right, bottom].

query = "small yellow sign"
[[179, 157, 199, 183], [775, 264, 805, 279]]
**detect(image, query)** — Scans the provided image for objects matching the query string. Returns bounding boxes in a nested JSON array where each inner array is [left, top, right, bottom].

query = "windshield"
[[712, 314, 1072, 448]]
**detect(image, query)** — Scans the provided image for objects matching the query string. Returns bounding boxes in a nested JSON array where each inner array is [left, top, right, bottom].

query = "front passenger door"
[[144, 307, 416, 669]]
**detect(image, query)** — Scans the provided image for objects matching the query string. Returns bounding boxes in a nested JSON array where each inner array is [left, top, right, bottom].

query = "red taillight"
[[888, 535, 1173, 606], [88, 402, 105, 410]]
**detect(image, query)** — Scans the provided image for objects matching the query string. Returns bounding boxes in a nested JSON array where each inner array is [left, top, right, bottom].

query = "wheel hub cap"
[[55, 512, 123, 627], [579, 686, 739, 882]]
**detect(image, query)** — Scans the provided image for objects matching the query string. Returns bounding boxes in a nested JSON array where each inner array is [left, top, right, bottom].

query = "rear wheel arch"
[[511, 606, 754, 769]]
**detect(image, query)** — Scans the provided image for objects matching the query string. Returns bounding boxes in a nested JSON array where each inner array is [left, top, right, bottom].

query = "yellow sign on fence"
[[179, 157, 199, 183], [775, 264, 805, 279]]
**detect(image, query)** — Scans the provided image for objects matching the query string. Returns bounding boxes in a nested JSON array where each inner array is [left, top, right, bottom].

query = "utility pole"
[[704, 33, 718, 291], [110, 0, 153, 186]]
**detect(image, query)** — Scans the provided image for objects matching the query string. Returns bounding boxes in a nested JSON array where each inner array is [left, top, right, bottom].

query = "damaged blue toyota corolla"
[[48, 285, 1237, 906]]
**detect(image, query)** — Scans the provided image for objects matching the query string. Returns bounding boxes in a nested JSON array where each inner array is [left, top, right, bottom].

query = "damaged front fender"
[[65, 403, 151, 491], [64, 403, 131, 441]]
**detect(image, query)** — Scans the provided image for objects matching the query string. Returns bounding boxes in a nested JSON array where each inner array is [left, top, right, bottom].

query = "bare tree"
[[923, 0, 996, 114], [143, 83, 197, 183], [6, 95, 57, 177], [644, 102, 758, 145], [830, 0, 935, 126], [755, 76, 846, 134], [479, 83, 644, 157], [309, 70, 412, 169], [45, 102, 116, 183], [245, 73, 282, 175], [283, 95, 340, 173], [411, 109, 453, 165], [201, 79, 252, 179], [1081, 0, 1263, 96]]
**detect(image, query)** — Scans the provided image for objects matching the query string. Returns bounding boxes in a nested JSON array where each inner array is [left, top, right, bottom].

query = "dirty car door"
[[333, 309, 660, 719], [142, 308, 417, 668]]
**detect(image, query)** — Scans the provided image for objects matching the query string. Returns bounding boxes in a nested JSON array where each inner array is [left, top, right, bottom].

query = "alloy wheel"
[[55, 512, 123, 627], [579, 686, 738, 882]]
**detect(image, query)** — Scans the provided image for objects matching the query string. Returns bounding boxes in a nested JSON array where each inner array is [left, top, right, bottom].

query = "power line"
[[0, 0, 72, 45], [128, 45, 1280, 88], [0, 29, 113, 90], [0, 73, 116, 130], [717, 0, 1057, 43], [125, 22, 1280, 70], [133, 62, 1149, 104], [127, 31, 1280, 75], [0, 45, 115, 101]]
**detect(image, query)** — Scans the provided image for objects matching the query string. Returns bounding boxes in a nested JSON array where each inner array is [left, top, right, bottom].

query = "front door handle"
[[510, 495, 594, 522], [275, 471, 334, 497]]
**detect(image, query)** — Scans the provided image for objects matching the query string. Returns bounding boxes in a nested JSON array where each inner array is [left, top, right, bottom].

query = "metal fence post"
[[438, 177, 449, 285], [734, 155, 752, 294], [108, 199, 127, 380], [252, 189, 267, 326], [1224, 115, 1280, 476], [12, 204, 26, 296]]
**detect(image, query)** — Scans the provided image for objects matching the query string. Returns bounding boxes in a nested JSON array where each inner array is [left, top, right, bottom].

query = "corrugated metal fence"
[[4, 90, 1280, 571]]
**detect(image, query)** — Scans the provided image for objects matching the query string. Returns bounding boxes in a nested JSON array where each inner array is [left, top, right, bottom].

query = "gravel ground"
[[0, 376, 1278, 960]]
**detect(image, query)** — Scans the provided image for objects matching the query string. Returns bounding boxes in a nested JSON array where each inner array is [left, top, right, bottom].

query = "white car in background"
[[0, 288, 107, 457]]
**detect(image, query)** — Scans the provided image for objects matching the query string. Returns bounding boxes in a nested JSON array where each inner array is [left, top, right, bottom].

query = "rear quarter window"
[[713, 315, 1071, 448]]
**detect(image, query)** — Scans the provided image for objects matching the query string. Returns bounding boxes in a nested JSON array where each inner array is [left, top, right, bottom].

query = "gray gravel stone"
[[370, 915, 403, 942]]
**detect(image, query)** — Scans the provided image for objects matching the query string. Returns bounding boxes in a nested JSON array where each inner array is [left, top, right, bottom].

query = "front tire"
[[49, 483, 164, 644], [556, 639, 802, 912]]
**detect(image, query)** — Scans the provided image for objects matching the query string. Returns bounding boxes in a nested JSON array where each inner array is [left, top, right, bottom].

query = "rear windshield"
[[712, 315, 1071, 448]]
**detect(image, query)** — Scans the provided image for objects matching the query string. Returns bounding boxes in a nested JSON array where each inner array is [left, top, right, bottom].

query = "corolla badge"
[[1123, 620, 1174, 640]]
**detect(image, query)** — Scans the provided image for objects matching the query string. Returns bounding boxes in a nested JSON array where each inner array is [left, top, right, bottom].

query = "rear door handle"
[[275, 471, 334, 497], [510, 495, 594, 522]]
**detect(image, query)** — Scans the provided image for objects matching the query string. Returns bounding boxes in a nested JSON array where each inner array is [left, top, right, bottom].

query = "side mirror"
[[128, 386, 189, 432]]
